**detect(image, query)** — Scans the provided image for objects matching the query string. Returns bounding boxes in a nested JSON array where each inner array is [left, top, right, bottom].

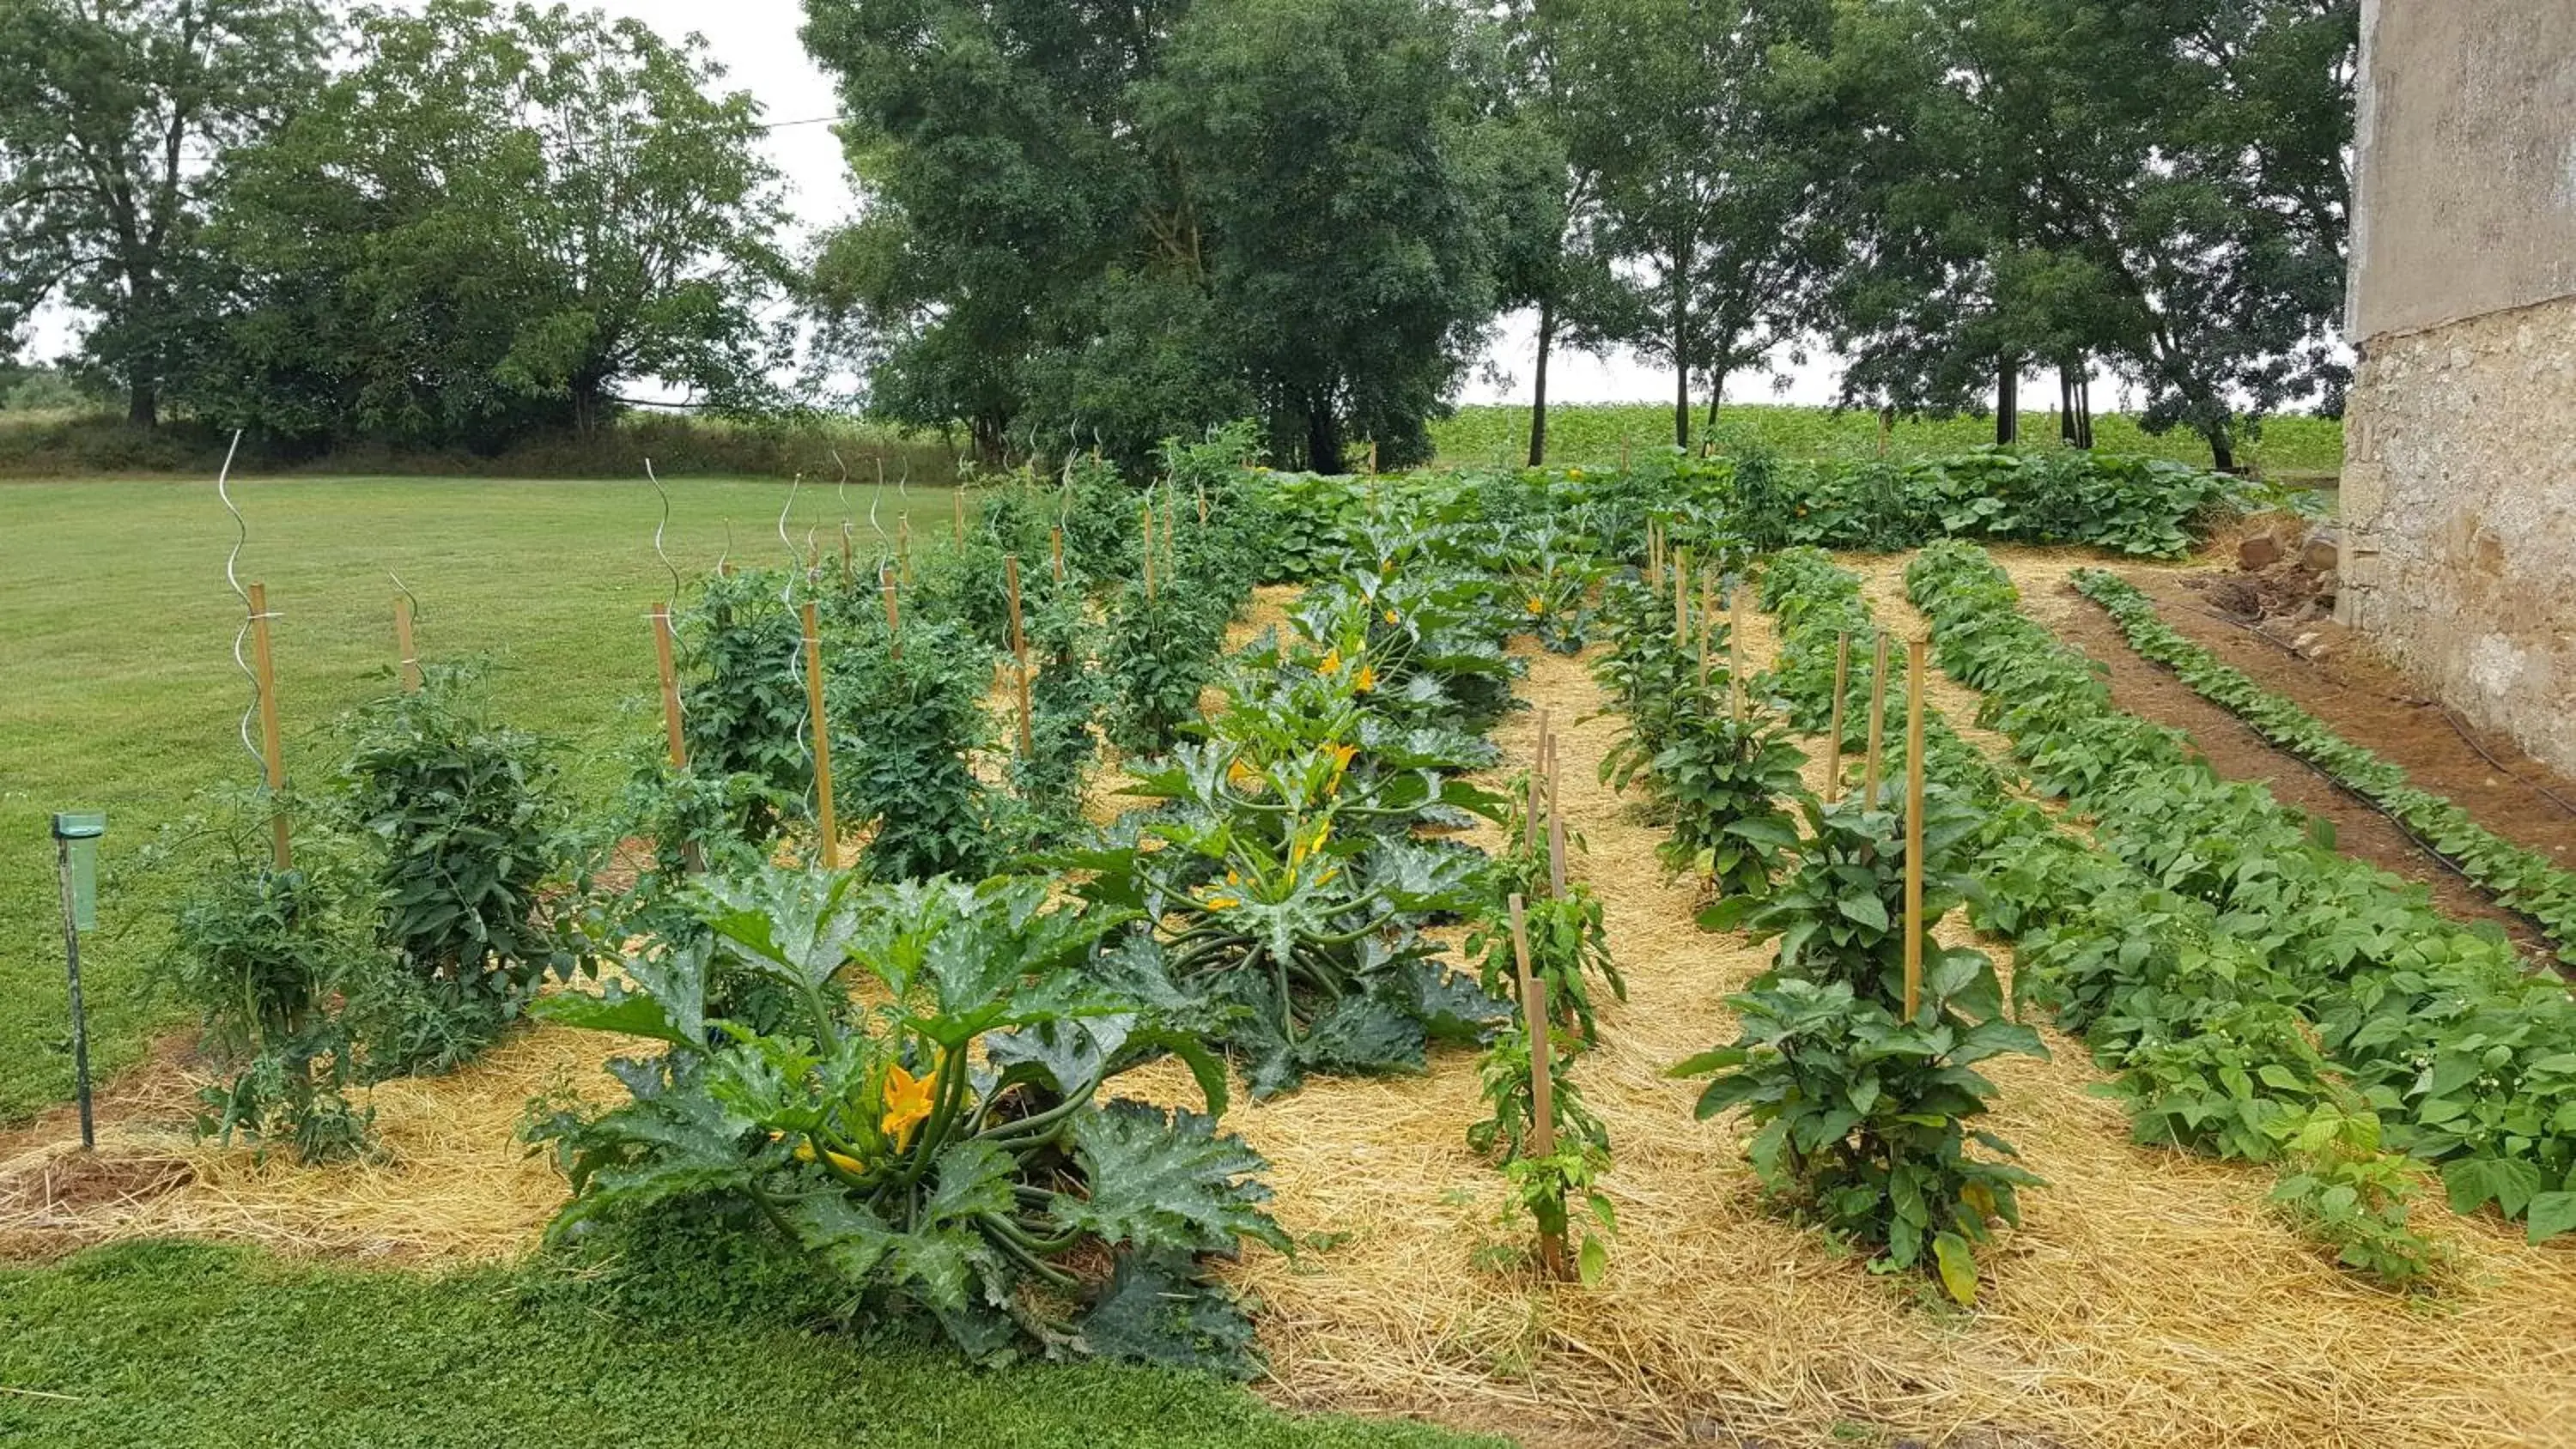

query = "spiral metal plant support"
[[212, 429, 267, 778]]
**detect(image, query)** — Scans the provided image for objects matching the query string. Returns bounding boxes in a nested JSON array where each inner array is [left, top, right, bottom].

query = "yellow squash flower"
[[1289, 821, 1329, 868], [1567, 467, 1586, 480], [1318, 646, 1343, 675], [1354, 663, 1376, 693], [1382, 608, 1400, 625], [1327, 743, 1357, 782], [1525, 596, 1546, 615], [1204, 892, 1242, 911], [879, 1063, 939, 1154], [1227, 757, 1261, 791]]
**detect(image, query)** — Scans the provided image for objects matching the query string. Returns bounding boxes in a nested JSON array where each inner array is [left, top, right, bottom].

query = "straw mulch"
[[0, 1025, 619, 1264], [9, 574, 2576, 1446], [1127, 574, 2576, 1449]]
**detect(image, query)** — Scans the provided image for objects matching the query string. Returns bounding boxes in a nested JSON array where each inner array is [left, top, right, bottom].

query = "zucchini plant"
[[533, 869, 1286, 1371]]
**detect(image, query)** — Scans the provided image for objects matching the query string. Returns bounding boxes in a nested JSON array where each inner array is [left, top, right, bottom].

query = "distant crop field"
[[1430, 403, 2345, 477]]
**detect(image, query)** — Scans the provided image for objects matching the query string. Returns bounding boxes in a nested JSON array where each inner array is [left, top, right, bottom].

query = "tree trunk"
[[1307, 401, 1343, 476], [2206, 421, 2236, 474], [1704, 371, 1725, 427], [2075, 373, 2093, 448], [1528, 298, 1554, 468], [1996, 355, 2018, 446], [2059, 367, 2075, 445], [126, 379, 157, 428], [1670, 258, 1691, 450]]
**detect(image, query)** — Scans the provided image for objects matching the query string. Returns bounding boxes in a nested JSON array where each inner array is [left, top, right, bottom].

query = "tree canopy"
[[2, 0, 2357, 465], [195, 0, 793, 448], [0, 0, 327, 426]]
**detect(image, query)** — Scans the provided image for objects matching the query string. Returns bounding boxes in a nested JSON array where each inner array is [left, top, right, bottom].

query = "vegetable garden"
[[5, 440, 2575, 1448]]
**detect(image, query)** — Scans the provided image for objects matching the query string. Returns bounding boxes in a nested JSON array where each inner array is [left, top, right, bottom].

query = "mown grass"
[[0, 473, 963, 1124], [1428, 402, 2346, 477], [0, 1240, 1497, 1448]]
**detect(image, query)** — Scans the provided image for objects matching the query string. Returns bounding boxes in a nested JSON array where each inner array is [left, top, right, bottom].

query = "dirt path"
[[2121, 566, 2576, 865], [1930, 549, 2553, 958]]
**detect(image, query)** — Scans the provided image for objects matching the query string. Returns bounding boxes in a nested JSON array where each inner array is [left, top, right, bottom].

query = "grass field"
[[0, 1241, 1492, 1448], [0, 472, 958, 1125], [1427, 402, 2347, 476]]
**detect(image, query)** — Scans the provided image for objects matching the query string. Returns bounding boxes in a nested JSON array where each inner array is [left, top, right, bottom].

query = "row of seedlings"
[[2072, 567, 2576, 965]]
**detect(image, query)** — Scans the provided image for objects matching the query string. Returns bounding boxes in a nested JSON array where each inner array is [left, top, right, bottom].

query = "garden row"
[[1752, 548, 2464, 1282], [1265, 442, 2291, 569], [1901, 544, 2576, 1245], [2071, 568, 2576, 966]]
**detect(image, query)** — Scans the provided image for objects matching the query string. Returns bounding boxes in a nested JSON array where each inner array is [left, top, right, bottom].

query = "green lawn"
[[1429, 401, 2347, 476], [0, 1241, 1496, 1449], [0, 472, 960, 1124]]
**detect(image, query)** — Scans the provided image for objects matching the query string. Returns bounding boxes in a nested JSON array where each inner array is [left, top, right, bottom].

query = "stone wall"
[[2337, 296, 2576, 774], [2338, 0, 2576, 776]]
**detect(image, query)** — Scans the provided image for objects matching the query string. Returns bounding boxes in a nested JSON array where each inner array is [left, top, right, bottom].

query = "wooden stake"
[[952, 488, 965, 546], [1508, 893, 1566, 1281], [1546, 757, 1568, 900], [1196, 484, 1208, 526], [1673, 549, 1692, 650], [1050, 526, 1065, 582], [1141, 497, 1156, 604], [392, 595, 419, 692], [1728, 587, 1747, 724], [1904, 638, 1928, 1020], [1527, 707, 1551, 852], [1825, 633, 1850, 803], [879, 566, 902, 660], [1863, 634, 1890, 809], [802, 602, 837, 870], [653, 605, 687, 768], [246, 583, 290, 870], [1366, 440, 1379, 476], [1005, 555, 1034, 758], [897, 514, 913, 586], [841, 526, 853, 579]]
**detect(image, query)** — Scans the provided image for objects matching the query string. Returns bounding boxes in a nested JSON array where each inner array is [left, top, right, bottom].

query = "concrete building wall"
[[2337, 0, 2576, 775]]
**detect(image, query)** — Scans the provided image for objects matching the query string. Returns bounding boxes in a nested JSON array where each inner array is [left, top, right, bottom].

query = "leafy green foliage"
[[1681, 789, 2047, 1306], [337, 667, 587, 1069], [534, 870, 1284, 1371], [1466, 1022, 1607, 1164], [146, 799, 378, 1163], [1907, 541, 2576, 1242], [1466, 876, 1623, 1048], [0, 0, 326, 425], [2265, 1099, 2452, 1290], [197, 0, 791, 444], [2075, 567, 2576, 967]]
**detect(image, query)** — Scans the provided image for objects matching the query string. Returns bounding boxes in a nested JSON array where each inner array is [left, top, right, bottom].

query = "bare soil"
[[1997, 549, 2576, 961]]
